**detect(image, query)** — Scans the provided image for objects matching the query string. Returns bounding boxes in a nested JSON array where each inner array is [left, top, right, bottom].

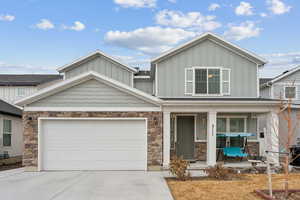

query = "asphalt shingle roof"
[[0, 74, 63, 86], [0, 99, 22, 117]]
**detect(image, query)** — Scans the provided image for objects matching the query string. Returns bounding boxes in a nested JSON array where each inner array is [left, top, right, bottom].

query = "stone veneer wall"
[[195, 142, 207, 161], [23, 111, 163, 171], [247, 142, 259, 156]]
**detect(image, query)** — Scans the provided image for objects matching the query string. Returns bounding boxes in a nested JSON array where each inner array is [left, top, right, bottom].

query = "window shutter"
[[185, 68, 193, 95], [222, 68, 230, 95]]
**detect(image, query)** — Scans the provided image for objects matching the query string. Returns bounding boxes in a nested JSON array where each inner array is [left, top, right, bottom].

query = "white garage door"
[[40, 118, 147, 171]]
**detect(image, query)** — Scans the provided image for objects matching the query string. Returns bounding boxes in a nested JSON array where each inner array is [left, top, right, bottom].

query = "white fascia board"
[[24, 107, 161, 112], [16, 71, 162, 106], [270, 65, 300, 84], [151, 32, 267, 65], [134, 76, 151, 79], [161, 100, 281, 106], [57, 50, 138, 73]]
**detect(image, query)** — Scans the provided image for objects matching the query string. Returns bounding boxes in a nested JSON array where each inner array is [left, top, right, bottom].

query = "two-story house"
[[15, 32, 280, 171], [0, 74, 62, 161], [260, 66, 300, 151]]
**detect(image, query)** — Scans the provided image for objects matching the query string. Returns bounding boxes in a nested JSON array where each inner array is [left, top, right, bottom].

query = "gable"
[[28, 79, 158, 108], [276, 69, 300, 83], [152, 32, 266, 65], [155, 39, 258, 98], [63, 54, 134, 86]]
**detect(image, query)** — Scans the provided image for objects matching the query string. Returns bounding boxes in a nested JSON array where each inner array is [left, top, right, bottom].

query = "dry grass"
[[167, 174, 300, 200]]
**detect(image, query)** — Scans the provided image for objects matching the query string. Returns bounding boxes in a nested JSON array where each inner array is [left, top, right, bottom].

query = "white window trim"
[[3, 119, 12, 147], [184, 68, 193, 95], [192, 66, 229, 96], [222, 68, 231, 96], [174, 114, 198, 143], [284, 85, 297, 100]]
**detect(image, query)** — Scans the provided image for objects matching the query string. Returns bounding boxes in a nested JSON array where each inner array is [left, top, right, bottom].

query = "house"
[[0, 99, 23, 160], [0, 74, 63, 104], [15, 32, 281, 171], [260, 66, 300, 151]]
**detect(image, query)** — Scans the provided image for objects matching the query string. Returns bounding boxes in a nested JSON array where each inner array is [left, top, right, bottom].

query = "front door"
[[176, 116, 195, 160]]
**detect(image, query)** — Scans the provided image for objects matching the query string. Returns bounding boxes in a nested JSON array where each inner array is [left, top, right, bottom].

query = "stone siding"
[[23, 111, 163, 171], [195, 142, 207, 161]]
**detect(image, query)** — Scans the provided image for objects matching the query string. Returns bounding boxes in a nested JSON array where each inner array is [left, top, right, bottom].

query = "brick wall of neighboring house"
[[23, 111, 163, 171]]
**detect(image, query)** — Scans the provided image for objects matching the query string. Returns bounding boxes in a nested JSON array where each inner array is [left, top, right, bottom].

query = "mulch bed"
[[0, 162, 23, 171], [255, 190, 300, 200], [166, 174, 300, 200]]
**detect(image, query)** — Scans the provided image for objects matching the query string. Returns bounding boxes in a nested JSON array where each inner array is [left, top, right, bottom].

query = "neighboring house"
[[0, 99, 23, 159], [0, 74, 63, 104], [260, 66, 300, 150], [15, 32, 280, 172]]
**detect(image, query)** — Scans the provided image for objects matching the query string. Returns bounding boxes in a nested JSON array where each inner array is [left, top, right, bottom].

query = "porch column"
[[266, 110, 280, 165], [207, 111, 217, 166], [163, 111, 171, 168]]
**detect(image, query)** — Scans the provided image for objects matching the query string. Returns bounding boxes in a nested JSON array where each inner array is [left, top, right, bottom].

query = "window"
[[284, 86, 296, 99], [195, 68, 220, 95], [17, 88, 25, 97], [217, 118, 227, 133], [3, 119, 12, 146], [230, 118, 245, 132], [190, 67, 230, 96]]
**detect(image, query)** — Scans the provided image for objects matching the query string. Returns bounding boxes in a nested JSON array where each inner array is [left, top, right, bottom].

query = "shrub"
[[169, 156, 190, 181], [204, 163, 236, 180]]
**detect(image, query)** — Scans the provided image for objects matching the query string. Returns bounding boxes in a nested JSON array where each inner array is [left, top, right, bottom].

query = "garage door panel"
[[41, 119, 147, 170]]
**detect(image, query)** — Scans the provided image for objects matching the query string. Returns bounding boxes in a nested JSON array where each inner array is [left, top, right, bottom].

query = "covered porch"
[[162, 101, 280, 168]]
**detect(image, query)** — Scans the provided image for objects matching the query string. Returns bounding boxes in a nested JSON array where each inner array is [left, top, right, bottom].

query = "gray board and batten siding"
[[154, 39, 259, 98]]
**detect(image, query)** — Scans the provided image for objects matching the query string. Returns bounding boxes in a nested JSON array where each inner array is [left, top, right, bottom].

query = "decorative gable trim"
[[57, 50, 138, 73], [15, 71, 162, 107]]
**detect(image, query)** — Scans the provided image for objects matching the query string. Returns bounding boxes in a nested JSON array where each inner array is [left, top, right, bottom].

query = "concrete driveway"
[[0, 169, 173, 200]]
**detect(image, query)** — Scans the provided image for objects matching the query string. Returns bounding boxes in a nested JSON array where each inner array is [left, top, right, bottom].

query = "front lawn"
[[167, 174, 300, 200]]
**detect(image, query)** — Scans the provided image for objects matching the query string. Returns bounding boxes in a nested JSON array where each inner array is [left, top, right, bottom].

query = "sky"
[[0, 0, 299, 78]]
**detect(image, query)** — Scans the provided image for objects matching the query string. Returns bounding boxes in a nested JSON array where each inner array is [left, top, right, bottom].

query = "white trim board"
[[57, 50, 138, 73], [37, 117, 148, 171], [15, 71, 162, 107], [24, 107, 162, 112]]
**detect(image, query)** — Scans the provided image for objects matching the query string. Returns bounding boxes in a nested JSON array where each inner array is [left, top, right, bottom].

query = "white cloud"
[[267, 0, 291, 15], [260, 52, 300, 77], [224, 21, 262, 41], [260, 13, 268, 17], [0, 14, 15, 22], [105, 26, 196, 55], [235, 2, 254, 16], [63, 21, 85, 31], [35, 19, 55, 30], [168, 0, 177, 3], [114, 0, 156, 8], [155, 10, 221, 32], [208, 3, 220, 11], [0, 62, 56, 74], [113, 54, 150, 68]]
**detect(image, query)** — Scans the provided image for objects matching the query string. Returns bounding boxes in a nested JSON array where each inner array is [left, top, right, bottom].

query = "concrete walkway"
[[0, 170, 173, 200]]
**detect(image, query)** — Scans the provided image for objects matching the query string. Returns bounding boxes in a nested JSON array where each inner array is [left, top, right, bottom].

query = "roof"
[[135, 70, 151, 76], [151, 32, 267, 65], [57, 50, 138, 73], [268, 65, 300, 84], [259, 78, 273, 85], [0, 99, 22, 117], [0, 74, 63, 86], [15, 71, 162, 107]]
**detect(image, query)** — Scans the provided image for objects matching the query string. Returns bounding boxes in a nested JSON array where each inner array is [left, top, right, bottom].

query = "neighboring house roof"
[[0, 74, 63, 86], [260, 65, 300, 88], [134, 70, 151, 79], [15, 71, 162, 107], [57, 50, 138, 73], [259, 78, 273, 85], [0, 99, 22, 117], [151, 32, 267, 65]]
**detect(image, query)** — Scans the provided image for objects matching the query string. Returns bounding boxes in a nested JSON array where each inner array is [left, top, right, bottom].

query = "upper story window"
[[185, 67, 230, 96], [284, 86, 296, 99], [17, 88, 25, 97]]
